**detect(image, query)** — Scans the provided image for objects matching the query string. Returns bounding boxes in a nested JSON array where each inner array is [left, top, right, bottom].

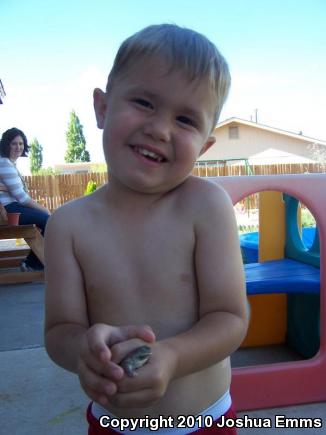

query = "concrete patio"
[[0, 281, 325, 434]]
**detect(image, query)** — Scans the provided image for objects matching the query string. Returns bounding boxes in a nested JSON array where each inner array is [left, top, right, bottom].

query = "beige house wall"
[[198, 123, 316, 162], [54, 163, 93, 174]]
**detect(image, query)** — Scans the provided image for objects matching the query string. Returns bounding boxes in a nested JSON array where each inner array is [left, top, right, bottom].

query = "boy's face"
[[94, 56, 216, 195]]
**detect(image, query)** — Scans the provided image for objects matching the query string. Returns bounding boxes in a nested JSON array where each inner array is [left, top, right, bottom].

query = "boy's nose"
[[143, 116, 171, 143]]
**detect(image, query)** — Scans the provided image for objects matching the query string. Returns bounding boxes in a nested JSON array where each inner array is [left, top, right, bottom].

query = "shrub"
[[84, 180, 97, 195]]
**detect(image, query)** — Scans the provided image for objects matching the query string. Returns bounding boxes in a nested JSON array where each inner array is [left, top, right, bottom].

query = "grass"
[[238, 224, 259, 234]]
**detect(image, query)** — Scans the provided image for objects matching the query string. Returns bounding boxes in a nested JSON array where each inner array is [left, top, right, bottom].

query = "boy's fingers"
[[110, 325, 156, 345], [115, 362, 159, 393], [101, 361, 124, 380], [80, 349, 123, 381], [78, 358, 118, 398], [98, 348, 112, 364], [85, 325, 113, 361], [80, 338, 109, 372], [85, 324, 155, 362], [110, 339, 149, 364], [110, 364, 168, 408], [82, 323, 156, 378]]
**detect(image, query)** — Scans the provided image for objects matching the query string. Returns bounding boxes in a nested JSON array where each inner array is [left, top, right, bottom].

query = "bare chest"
[[76, 215, 198, 336]]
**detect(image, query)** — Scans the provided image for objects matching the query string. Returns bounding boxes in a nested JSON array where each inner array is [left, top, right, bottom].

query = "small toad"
[[119, 345, 152, 377]]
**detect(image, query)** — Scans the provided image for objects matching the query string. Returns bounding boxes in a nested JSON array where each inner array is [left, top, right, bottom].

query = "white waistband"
[[91, 389, 231, 434]]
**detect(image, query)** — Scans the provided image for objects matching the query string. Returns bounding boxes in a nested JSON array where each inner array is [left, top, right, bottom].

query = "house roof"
[[247, 148, 316, 165], [215, 117, 326, 146]]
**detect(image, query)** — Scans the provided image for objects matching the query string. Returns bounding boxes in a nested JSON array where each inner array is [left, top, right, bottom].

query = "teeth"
[[137, 147, 163, 162]]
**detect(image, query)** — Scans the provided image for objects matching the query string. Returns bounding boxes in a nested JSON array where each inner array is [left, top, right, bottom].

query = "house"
[[54, 162, 93, 174], [54, 162, 106, 174], [198, 117, 326, 165]]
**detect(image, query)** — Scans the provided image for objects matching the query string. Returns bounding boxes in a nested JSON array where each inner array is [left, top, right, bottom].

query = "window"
[[229, 126, 239, 139]]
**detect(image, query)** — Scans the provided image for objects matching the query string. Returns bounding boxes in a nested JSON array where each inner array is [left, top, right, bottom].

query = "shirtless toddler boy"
[[44, 24, 248, 434]]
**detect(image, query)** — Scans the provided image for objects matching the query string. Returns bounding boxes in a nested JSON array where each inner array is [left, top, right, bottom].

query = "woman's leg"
[[4, 202, 50, 269]]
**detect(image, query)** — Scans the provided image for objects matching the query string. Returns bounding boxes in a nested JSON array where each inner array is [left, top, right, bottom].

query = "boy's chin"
[[126, 179, 184, 196], [132, 179, 186, 195], [129, 184, 171, 195], [108, 171, 189, 195]]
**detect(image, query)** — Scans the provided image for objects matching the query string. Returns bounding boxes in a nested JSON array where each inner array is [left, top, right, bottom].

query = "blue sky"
[[1, 0, 326, 171]]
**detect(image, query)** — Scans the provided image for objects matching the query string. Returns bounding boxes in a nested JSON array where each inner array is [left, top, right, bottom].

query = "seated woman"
[[0, 127, 50, 271]]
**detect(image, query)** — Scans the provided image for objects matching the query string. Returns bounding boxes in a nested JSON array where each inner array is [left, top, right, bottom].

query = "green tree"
[[65, 110, 90, 163], [36, 167, 56, 175], [29, 138, 43, 174]]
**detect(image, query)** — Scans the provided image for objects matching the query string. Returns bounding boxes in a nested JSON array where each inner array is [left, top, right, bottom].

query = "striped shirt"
[[0, 157, 31, 206]]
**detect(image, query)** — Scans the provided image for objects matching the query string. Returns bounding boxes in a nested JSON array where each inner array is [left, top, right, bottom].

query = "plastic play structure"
[[214, 174, 326, 411], [240, 192, 320, 358], [240, 194, 320, 358], [241, 227, 316, 263]]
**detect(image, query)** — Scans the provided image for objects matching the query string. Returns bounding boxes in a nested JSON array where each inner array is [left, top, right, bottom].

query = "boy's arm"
[[164, 183, 248, 377], [44, 206, 90, 373], [44, 205, 155, 404]]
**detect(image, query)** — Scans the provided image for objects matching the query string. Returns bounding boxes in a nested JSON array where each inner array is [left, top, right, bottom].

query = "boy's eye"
[[133, 98, 153, 109], [177, 115, 196, 127]]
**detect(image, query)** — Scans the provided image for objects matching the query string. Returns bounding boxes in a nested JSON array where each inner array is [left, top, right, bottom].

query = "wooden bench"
[[0, 208, 45, 284]]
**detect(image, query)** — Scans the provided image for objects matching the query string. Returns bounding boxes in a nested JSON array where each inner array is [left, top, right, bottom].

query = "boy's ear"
[[93, 88, 107, 129], [199, 135, 216, 157]]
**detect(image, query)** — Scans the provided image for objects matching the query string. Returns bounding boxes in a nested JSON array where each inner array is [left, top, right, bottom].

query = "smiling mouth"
[[130, 145, 167, 163]]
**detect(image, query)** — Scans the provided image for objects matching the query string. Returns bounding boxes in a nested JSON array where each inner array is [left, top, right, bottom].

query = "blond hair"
[[106, 24, 231, 126]]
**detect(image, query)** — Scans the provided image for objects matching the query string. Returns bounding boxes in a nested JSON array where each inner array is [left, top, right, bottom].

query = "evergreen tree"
[[29, 138, 43, 174], [65, 110, 90, 163]]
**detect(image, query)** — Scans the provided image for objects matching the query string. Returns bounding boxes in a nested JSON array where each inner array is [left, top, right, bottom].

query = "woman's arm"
[[0, 159, 50, 213], [24, 198, 51, 214], [0, 158, 32, 203]]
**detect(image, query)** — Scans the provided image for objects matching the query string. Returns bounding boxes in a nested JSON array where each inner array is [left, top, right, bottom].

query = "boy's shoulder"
[[176, 176, 234, 227], [179, 175, 231, 208], [49, 186, 103, 225], [178, 177, 235, 231]]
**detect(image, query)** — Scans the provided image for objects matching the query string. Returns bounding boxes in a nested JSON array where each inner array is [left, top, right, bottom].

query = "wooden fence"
[[25, 163, 326, 212], [192, 162, 326, 177], [26, 172, 108, 212]]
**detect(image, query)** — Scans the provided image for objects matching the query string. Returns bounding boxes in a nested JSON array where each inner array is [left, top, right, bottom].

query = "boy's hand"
[[108, 341, 177, 408], [77, 323, 155, 406]]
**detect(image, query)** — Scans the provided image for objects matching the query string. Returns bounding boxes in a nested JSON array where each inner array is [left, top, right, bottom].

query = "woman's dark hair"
[[0, 127, 29, 158]]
